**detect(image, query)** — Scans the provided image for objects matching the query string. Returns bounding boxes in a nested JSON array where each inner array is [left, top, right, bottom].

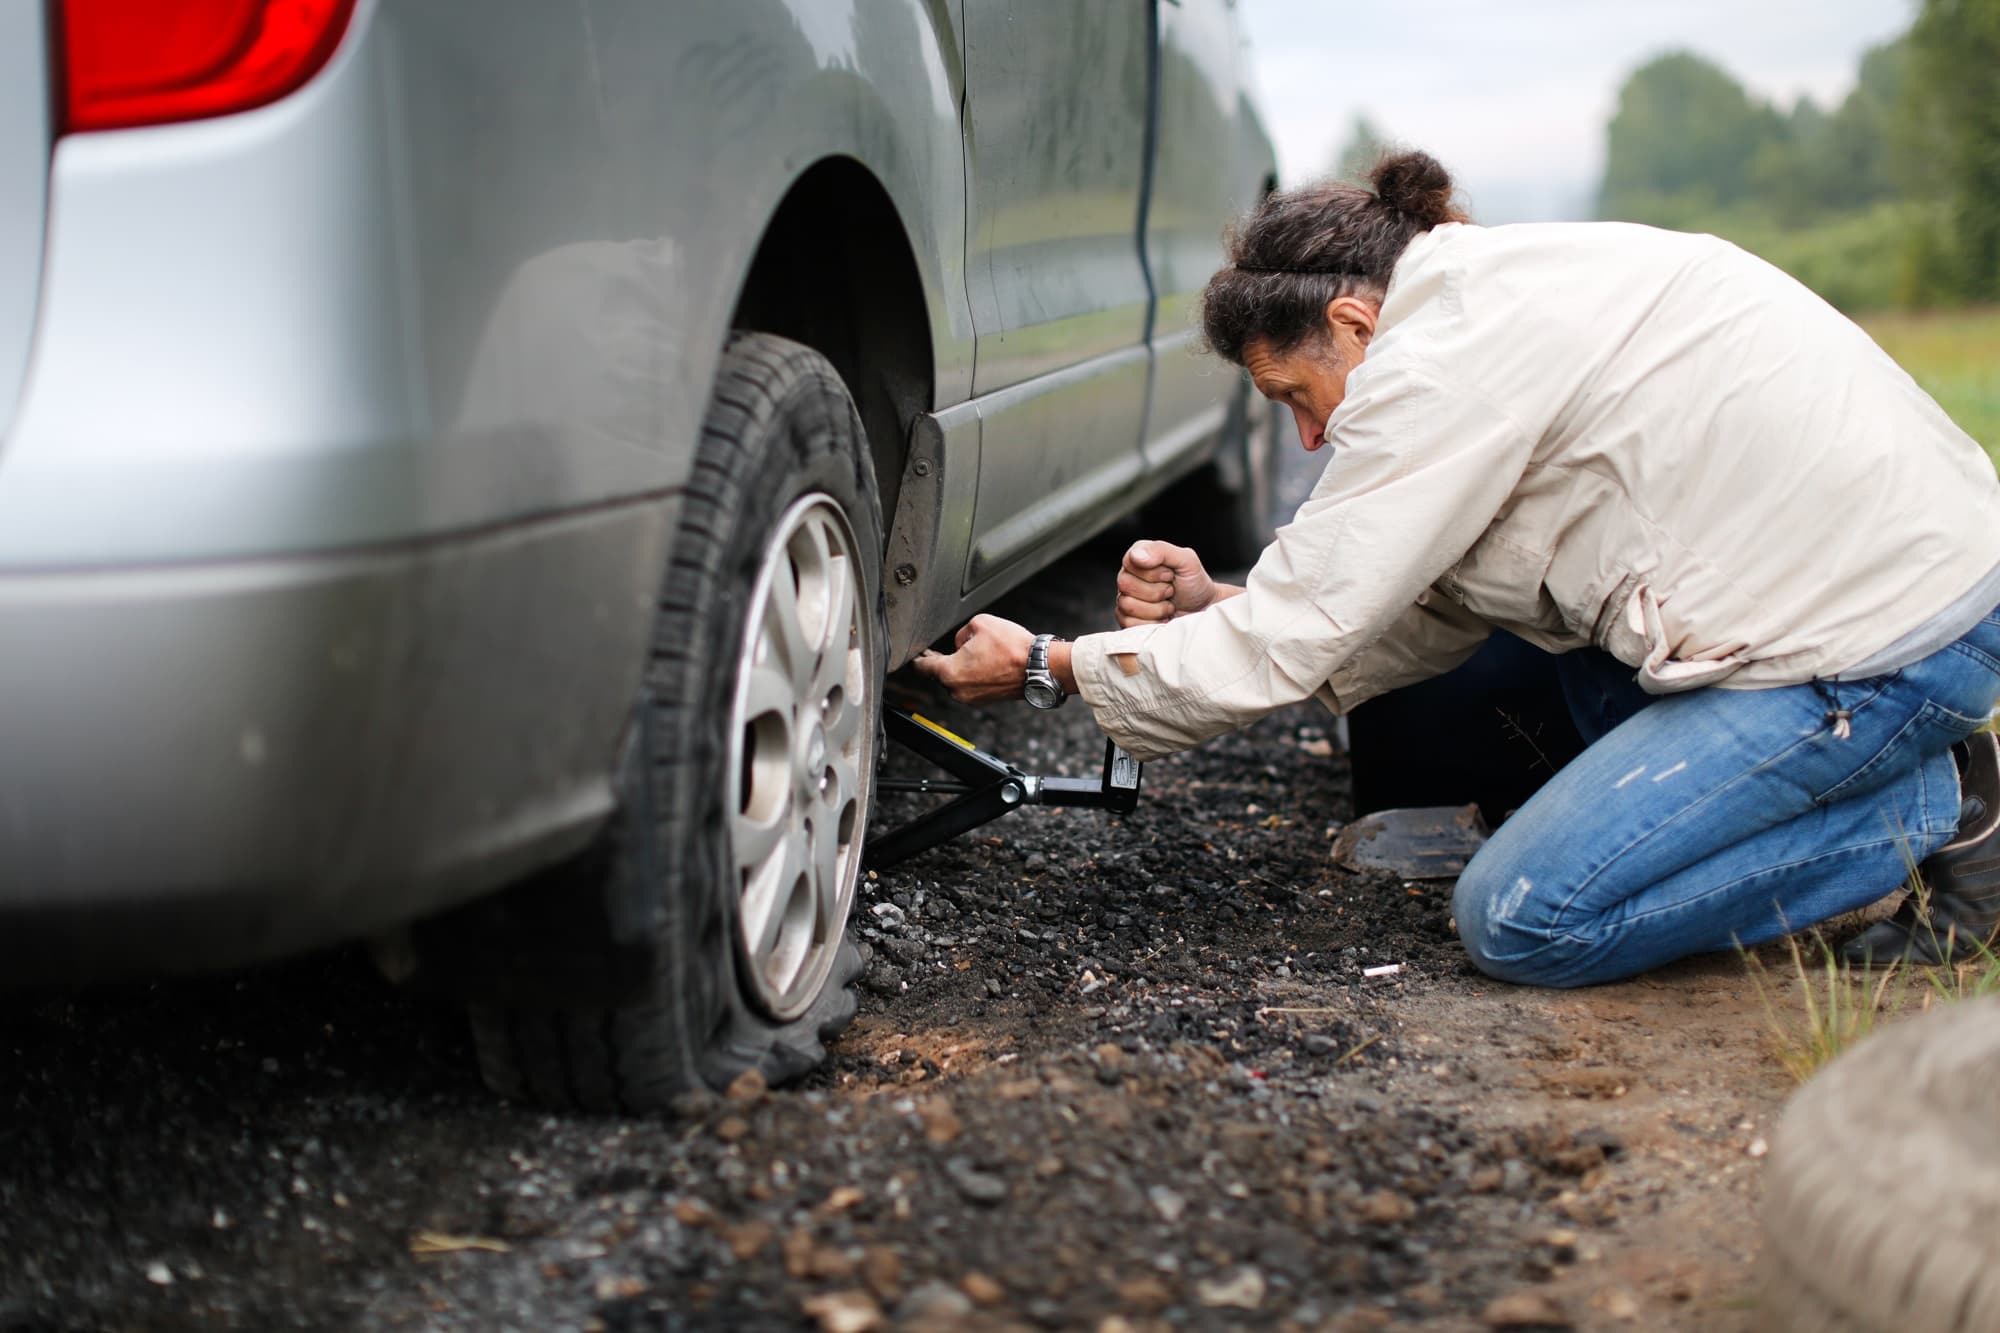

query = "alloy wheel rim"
[[726, 493, 873, 1021]]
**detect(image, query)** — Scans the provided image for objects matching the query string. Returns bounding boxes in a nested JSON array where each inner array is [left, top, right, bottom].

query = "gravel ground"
[[0, 447, 1796, 1332]]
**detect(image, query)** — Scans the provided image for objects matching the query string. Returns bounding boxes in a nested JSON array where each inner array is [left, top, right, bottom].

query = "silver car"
[[0, 0, 1276, 1107]]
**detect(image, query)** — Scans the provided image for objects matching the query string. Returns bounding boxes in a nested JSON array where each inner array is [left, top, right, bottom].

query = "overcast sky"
[[1238, 1, 1917, 222]]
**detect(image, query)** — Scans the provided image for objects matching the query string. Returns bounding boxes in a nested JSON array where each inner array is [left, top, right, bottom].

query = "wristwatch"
[[1023, 633, 1067, 709]]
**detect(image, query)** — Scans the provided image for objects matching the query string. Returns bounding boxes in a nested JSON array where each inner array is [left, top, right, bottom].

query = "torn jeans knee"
[[1452, 859, 1593, 987]]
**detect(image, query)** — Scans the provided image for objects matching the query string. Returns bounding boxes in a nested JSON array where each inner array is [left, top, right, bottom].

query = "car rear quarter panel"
[[0, 1, 974, 963], [0, 0, 970, 568]]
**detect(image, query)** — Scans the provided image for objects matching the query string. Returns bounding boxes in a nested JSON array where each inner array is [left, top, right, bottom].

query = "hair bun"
[[1369, 151, 1459, 228]]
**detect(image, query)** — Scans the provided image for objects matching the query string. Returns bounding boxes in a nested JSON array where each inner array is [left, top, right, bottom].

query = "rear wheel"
[[440, 333, 884, 1110]]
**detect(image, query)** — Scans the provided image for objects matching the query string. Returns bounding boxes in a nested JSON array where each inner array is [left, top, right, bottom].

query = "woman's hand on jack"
[[912, 614, 1039, 704]]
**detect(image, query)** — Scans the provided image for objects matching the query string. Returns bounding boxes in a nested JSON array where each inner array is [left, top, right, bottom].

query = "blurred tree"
[[1331, 113, 1390, 183], [1598, 51, 1784, 222], [1592, 9, 2000, 308], [1746, 45, 1906, 227], [1903, 0, 2000, 300]]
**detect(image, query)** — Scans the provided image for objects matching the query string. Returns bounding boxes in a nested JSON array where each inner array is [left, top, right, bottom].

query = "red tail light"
[[60, 0, 358, 134]]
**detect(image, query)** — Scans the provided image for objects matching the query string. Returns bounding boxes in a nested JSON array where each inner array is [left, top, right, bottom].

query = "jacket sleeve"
[[1070, 356, 1532, 760], [1314, 590, 1491, 715]]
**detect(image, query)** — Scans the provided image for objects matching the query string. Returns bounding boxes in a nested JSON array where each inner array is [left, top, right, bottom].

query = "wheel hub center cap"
[[802, 723, 828, 786]]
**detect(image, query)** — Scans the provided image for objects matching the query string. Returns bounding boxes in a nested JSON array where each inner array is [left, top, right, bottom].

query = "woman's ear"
[[1322, 296, 1380, 348]]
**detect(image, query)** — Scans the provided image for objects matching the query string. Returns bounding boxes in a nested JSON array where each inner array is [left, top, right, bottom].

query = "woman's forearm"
[[1051, 639, 1078, 695], [1056, 583, 1245, 696]]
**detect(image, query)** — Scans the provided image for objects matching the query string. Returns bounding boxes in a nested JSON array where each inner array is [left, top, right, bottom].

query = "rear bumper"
[[0, 498, 672, 984]]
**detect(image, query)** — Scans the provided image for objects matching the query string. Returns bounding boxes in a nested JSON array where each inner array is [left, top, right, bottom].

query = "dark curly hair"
[[1200, 150, 1469, 366]]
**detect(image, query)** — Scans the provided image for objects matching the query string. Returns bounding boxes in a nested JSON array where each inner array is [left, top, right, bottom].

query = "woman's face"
[[1242, 296, 1380, 452]]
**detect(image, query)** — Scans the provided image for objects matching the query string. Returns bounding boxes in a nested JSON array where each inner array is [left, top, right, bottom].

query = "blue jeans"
[[1452, 608, 2000, 987]]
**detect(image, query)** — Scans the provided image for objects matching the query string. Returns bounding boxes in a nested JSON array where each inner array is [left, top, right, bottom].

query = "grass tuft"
[[1746, 871, 2000, 1083], [1744, 932, 1903, 1084]]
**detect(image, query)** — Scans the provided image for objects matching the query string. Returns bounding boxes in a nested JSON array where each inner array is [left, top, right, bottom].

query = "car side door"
[[956, 1, 1154, 591], [1141, 0, 1263, 476]]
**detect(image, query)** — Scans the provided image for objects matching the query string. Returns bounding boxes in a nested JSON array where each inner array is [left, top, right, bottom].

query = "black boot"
[[1842, 731, 2000, 967]]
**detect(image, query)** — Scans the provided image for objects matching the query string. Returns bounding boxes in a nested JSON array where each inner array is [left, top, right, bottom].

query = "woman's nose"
[[1291, 405, 1322, 451]]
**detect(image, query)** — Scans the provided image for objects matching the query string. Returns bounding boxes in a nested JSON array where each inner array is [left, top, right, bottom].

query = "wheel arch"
[[730, 156, 936, 536]]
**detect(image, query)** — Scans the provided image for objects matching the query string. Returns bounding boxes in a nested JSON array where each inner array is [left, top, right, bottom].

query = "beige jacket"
[[1071, 222, 2000, 761]]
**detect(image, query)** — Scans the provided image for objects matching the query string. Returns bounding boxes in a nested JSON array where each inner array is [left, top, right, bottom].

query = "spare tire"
[[1760, 994, 2000, 1331]]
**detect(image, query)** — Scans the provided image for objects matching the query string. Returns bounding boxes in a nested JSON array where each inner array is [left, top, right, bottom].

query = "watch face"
[[1024, 678, 1064, 709]]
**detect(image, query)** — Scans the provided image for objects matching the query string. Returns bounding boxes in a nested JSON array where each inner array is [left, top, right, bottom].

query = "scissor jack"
[[863, 709, 1143, 870]]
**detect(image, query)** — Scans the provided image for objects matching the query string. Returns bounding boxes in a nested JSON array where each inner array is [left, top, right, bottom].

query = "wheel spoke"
[[762, 555, 815, 694], [739, 813, 805, 965], [809, 551, 857, 703], [739, 661, 795, 732], [807, 804, 844, 939], [730, 802, 785, 875], [822, 665, 863, 749]]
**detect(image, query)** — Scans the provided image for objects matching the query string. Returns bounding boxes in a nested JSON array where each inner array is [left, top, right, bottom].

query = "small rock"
[[1147, 1184, 1188, 1223], [1467, 1164, 1505, 1194], [862, 1246, 903, 1304], [1501, 1158, 1533, 1195], [593, 1275, 645, 1301], [802, 1289, 885, 1333], [960, 1271, 1005, 1306], [1117, 1275, 1174, 1312], [984, 978, 1003, 997], [1573, 1127, 1624, 1158], [714, 1116, 751, 1143], [918, 1099, 962, 1145], [782, 1229, 817, 1279], [673, 1198, 718, 1228], [807, 1245, 858, 1281], [1303, 1034, 1338, 1056], [144, 1262, 174, 1287], [870, 903, 907, 930], [1554, 1190, 1616, 1226], [1195, 1266, 1267, 1310], [1326, 1311, 1394, 1331], [944, 1157, 1008, 1205], [1548, 1143, 1605, 1176], [883, 936, 929, 965], [898, 1280, 973, 1323], [724, 1069, 768, 1104], [1358, 1190, 1415, 1224], [722, 1221, 773, 1260], [822, 1185, 865, 1214], [1594, 1284, 1643, 1321], [1483, 1289, 1571, 1328]]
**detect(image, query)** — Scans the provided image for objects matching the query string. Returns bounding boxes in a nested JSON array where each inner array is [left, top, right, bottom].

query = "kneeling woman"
[[916, 151, 2000, 985]]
